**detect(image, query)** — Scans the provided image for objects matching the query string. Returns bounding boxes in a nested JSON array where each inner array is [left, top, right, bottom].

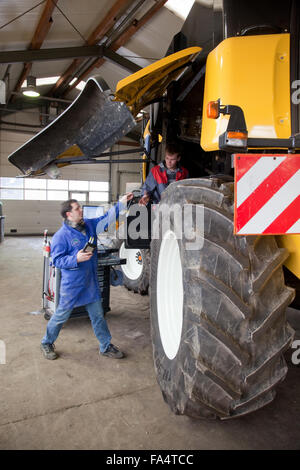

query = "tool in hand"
[[83, 236, 97, 253]]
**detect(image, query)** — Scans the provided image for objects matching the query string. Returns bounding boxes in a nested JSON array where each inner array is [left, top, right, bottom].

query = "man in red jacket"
[[139, 142, 189, 205]]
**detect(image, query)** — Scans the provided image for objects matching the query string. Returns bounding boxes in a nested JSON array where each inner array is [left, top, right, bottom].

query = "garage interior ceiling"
[[0, 0, 188, 112]]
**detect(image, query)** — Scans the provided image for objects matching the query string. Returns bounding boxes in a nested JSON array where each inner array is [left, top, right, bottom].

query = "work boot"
[[100, 344, 124, 359], [40, 343, 58, 360]]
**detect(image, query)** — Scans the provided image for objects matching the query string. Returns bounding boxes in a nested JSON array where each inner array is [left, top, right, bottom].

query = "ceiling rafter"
[[10, 0, 59, 102], [62, 0, 169, 97], [0, 45, 141, 73], [50, 0, 133, 95]]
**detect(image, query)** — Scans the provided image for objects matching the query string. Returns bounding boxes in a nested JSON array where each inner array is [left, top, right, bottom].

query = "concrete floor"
[[0, 236, 299, 450]]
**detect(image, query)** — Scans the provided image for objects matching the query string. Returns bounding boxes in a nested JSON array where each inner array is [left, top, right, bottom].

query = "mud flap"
[[8, 76, 136, 176]]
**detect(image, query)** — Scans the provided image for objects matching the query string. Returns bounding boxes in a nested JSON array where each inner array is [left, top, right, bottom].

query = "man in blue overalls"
[[40, 194, 133, 360]]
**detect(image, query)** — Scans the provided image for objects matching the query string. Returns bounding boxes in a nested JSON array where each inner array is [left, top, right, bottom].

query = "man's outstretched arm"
[[93, 193, 134, 234]]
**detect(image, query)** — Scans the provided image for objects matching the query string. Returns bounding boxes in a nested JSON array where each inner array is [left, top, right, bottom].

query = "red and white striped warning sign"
[[234, 154, 300, 235]]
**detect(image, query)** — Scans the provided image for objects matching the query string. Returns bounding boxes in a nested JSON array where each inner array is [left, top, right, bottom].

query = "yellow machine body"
[[142, 120, 150, 183], [277, 235, 300, 278], [201, 34, 291, 151], [200, 33, 300, 278]]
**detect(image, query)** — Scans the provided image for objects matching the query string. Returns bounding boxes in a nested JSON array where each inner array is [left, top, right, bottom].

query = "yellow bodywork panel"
[[277, 235, 300, 279], [115, 47, 202, 116], [57, 145, 83, 158], [201, 34, 291, 151], [142, 120, 151, 183], [32, 145, 83, 175], [55, 145, 83, 168]]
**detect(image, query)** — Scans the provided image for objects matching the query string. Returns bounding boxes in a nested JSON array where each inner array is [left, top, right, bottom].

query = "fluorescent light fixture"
[[69, 78, 77, 86], [23, 90, 40, 97], [69, 78, 86, 90], [165, 0, 194, 20], [36, 76, 60, 86], [22, 76, 40, 97], [22, 76, 60, 87]]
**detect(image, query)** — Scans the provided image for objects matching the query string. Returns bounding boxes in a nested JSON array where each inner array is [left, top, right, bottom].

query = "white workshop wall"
[[109, 140, 143, 200], [2, 200, 62, 235]]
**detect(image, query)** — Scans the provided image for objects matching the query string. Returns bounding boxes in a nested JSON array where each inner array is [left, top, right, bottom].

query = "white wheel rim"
[[157, 230, 183, 360], [119, 242, 143, 280]]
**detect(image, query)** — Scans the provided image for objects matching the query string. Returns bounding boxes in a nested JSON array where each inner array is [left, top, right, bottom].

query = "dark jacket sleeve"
[[141, 170, 157, 195]]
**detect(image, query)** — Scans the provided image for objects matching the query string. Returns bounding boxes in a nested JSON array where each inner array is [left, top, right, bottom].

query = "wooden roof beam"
[[50, 0, 132, 95], [63, 0, 169, 96], [86, 0, 133, 46], [29, 0, 58, 50], [10, 0, 58, 101]]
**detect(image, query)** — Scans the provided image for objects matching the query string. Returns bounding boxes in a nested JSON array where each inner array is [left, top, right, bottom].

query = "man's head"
[[61, 199, 83, 223], [164, 142, 181, 170]]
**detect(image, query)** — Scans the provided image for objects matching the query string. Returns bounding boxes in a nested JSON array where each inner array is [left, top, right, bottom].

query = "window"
[[47, 180, 68, 190], [0, 177, 23, 188], [0, 189, 23, 199], [89, 181, 109, 191], [70, 192, 87, 202], [89, 192, 109, 202], [47, 190, 69, 201], [69, 180, 89, 191], [24, 190, 47, 200], [165, 0, 194, 20], [0, 178, 110, 202], [24, 178, 47, 189]]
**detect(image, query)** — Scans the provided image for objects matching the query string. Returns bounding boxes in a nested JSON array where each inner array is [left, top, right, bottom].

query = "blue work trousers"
[[41, 300, 111, 353]]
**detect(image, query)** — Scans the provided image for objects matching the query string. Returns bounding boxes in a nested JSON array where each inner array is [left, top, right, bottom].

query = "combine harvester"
[[9, 0, 300, 419]]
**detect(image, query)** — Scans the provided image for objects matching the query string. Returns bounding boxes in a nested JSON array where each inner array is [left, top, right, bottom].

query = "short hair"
[[165, 141, 182, 157], [61, 199, 78, 219]]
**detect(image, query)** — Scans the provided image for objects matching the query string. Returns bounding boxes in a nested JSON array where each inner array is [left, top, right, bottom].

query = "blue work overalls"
[[41, 202, 122, 352]]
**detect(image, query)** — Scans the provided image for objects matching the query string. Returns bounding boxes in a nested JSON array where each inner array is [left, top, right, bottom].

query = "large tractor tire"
[[150, 177, 295, 419]]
